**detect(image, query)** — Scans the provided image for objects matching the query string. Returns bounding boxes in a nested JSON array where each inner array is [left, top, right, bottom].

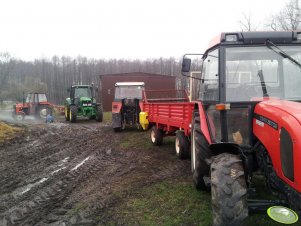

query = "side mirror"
[[181, 58, 191, 73]]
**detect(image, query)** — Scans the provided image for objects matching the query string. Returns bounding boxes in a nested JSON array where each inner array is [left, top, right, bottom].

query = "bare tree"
[[267, 0, 301, 31], [239, 12, 259, 31]]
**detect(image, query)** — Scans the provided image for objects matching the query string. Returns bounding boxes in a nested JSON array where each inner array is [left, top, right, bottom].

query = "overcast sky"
[[0, 0, 286, 61]]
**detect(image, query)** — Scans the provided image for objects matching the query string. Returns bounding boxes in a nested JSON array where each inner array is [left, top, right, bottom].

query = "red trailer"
[[140, 89, 194, 159]]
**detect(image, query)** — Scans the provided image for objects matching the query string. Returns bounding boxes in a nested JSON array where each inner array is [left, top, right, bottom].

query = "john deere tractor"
[[65, 85, 103, 123]]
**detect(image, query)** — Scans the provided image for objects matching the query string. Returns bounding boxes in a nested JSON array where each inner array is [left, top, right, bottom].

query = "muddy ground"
[[0, 115, 191, 226]]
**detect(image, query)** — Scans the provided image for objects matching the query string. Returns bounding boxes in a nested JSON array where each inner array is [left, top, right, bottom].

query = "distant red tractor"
[[12, 93, 53, 120]]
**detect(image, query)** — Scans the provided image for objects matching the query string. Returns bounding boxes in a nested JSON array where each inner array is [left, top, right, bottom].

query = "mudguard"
[[196, 102, 212, 144]]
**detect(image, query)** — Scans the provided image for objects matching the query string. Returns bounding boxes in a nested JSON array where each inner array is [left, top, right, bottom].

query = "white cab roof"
[[115, 82, 145, 86]]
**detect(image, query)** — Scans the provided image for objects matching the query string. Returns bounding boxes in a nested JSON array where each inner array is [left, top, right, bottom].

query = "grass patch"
[[113, 181, 212, 226], [118, 128, 175, 151], [103, 112, 112, 123], [0, 121, 23, 142]]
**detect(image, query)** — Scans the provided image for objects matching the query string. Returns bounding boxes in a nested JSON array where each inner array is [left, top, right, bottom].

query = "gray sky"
[[0, 0, 285, 61]]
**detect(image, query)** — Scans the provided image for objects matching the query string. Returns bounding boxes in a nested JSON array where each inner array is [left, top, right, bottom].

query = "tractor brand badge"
[[254, 113, 278, 130], [256, 119, 264, 127]]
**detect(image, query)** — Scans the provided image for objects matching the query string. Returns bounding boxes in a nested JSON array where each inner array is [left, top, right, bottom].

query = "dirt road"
[[0, 119, 191, 226]]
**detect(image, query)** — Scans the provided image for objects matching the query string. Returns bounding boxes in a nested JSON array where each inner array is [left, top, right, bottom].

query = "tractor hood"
[[254, 99, 301, 126], [253, 98, 301, 193]]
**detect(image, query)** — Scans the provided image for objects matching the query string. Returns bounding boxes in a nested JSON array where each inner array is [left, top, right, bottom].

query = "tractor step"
[[247, 199, 288, 214]]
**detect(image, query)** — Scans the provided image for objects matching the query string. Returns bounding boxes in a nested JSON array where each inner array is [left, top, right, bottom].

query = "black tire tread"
[[175, 132, 189, 159], [211, 153, 248, 226], [191, 111, 212, 190]]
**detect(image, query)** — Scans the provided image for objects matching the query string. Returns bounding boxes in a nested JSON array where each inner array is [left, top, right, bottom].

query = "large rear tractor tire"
[[96, 104, 103, 122], [150, 126, 163, 146], [70, 105, 77, 123], [191, 111, 212, 190], [211, 153, 248, 226], [37, 106, 51, 120], [175, 132, 189, 159], [65, 107, 70, 121]]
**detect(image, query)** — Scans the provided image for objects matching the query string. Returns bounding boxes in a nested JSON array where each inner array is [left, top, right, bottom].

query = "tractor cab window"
[[38, 94, 47, 102], [200, 49, 219, 101], [283, 51, 301, 99], [225, 46, 301, 102], [115, 86, 143, 99], [25, 94, 35, 103], [74, 87, 92, 98]]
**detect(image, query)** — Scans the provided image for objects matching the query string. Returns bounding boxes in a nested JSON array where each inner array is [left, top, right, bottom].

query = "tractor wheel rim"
[[175, 137, 180, 155], [16, 115, 23, 121], [40, 109, 47, 118], [151, 130, 156, 143]]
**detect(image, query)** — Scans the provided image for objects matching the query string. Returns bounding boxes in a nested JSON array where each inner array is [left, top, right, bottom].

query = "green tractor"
[[65, 85, 103, 123]]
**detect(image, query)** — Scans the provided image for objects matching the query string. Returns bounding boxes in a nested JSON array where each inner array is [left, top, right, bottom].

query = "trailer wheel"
[[175, 132, 189, 159], [96, 104, 103, 122], [65, 107, 70, 121], [191, 111, 212, 190], [150, 126, 163, 146], [211, 153, 248, 226], [70, 105, 77, 123]]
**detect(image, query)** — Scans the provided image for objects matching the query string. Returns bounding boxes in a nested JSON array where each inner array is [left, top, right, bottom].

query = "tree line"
[[0, 54, 183, 105]]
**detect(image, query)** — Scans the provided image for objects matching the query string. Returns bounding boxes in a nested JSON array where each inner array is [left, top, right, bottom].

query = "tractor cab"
[[112, 82, 145, 131], [182, 31, 301, 225], [182, 31, 301, 145]]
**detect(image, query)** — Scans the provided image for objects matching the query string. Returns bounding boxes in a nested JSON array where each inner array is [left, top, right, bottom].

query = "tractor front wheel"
[[70, 105, 77, 123], [175, 132, 189, 159], [65, 107, 70, 121], [150, 126, 163, 146], [211, 153, 248, 226], [96, 104, 103, 122], [191, 111, 212, 190]]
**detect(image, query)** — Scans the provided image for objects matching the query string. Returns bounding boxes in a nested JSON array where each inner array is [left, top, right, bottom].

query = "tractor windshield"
[[74, 87, 92, 98], [114, 85, 143, 99], [225, 46, 301, 102]]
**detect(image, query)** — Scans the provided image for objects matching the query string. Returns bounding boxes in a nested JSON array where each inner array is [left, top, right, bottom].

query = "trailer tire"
[[175, 132, 189, 159], [191, 111, 212, 190], [70, 105, 77, 123], [96, 104, 103, 122], [151, 126, 163, 146], [211, 153, 248, 226]]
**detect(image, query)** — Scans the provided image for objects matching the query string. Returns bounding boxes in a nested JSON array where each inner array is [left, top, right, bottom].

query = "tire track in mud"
[[0, 123, 115, 226], [0, 122, 191, 226]]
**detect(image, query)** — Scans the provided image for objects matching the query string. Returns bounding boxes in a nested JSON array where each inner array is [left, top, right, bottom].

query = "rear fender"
[[112, 102, 122, 113], [209, 142, 240, 156], [196, 102, 212, 144]]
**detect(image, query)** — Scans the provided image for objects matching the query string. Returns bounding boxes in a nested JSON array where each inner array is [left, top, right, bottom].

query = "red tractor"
[[12, 93, 53, 121], [112, 82, 145, 131], [182, 31, 301, 225]]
